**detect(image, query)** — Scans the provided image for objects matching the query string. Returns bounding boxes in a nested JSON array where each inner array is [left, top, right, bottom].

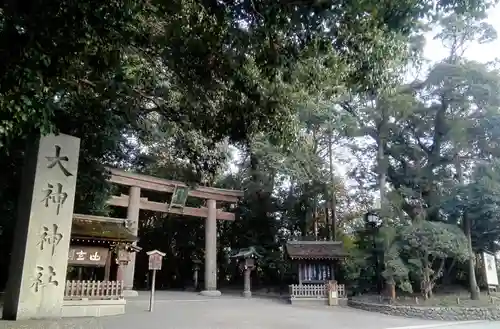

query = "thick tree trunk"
[[465, 213, 480, 300], [325, 202, 330, 239], [378, 141, 386, 211], [328, 131, 336, 241], [376, 109, 387, 294], [421, 254, 431, 299], [455, 155, 480, 300]]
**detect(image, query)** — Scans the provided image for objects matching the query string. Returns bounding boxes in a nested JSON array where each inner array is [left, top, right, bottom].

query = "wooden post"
[[77, 267, 83, 281], [104, 249, 112, 281], [149, 269, 156, 312], [327, 280, 338, 306], [146, 249, 165, 313], [298, 264, 302, 285]]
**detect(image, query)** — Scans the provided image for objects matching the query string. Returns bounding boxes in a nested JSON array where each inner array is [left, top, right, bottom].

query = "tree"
[[446, 161, 500, 254], [400, 221, 469, 299]]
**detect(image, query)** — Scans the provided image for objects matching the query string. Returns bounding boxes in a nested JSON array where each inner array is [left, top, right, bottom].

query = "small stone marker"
[[147, 249, 166, 312], [2, 134, 80, 320]]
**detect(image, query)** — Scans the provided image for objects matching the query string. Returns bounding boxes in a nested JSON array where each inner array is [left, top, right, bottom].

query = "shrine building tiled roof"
[[71, 214, 137, 242], [286, 240, 347, 260]]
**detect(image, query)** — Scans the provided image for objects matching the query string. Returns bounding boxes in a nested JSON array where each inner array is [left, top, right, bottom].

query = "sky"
[[424, 5, 500, 63]]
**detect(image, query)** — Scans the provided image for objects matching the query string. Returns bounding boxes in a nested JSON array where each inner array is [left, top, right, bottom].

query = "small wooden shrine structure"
[[66, 214, 140, 283], [61, 214, 140, 317], [286, 240, 347, 305]]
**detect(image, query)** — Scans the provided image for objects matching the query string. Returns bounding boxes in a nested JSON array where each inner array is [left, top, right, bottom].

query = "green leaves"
[[402, 221, 469, 260], [0, 0, 148, 147]]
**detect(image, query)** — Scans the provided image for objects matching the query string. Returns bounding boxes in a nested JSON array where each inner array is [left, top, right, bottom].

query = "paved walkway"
[[97, 291, 489, 329], [0, 291, 496, 329]]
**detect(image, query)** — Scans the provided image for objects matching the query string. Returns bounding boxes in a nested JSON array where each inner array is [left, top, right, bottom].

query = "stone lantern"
[[230, 247, 262, 298], [113, 242, 142, 282], [192, 257, 202, 291]]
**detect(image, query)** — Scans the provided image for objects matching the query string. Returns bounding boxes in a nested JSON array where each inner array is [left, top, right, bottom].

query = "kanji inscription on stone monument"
[[41, 183, 68, 215], [31, 266, 59, 293], [38, 224, 63, 256], [46, 145, 73, 177], [2, 133, 80, 320]]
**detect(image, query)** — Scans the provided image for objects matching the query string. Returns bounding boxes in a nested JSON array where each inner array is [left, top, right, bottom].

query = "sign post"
[[482, 251, 499, 294], [146, 249, 166, 312]]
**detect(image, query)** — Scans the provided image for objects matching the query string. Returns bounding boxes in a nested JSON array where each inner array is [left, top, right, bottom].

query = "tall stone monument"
[[2, 134, 80, 320]]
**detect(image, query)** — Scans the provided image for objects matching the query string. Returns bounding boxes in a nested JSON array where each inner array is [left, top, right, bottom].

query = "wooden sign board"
[[146, 249, 165, 312], [148, 254, 163, 270], [68, 246, 108, 266], [483, 252, 499, 286], [147, 249, 166, 271], [170, 186, 189, 208]]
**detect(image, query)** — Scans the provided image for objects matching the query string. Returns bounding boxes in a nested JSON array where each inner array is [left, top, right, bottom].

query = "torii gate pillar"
[[123, 186, 140, 297], [200, 199, 221, 296]]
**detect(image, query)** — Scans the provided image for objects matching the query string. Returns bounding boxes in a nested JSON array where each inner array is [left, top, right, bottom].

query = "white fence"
[[289, 283, 346, 299], [64, 280, 124, 300]]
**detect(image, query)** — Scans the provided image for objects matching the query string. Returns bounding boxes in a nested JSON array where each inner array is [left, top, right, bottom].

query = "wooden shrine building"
[[286, 240, 348, 304], [60, 214, 140, 317], [67, 214, 140, 283]]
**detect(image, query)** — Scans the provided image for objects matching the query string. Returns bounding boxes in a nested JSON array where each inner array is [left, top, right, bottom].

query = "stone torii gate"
[[105, 167, 243, 297]]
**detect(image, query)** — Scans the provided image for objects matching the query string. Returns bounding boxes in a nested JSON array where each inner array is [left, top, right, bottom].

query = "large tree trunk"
[[377, 105, 387, 216], [328, 131, 336, 241], [376, 107, 387, 294], [464, 212, 480, 300], [455, 155, 480, 300], [421, 253, 431, 300], [378, 140, 386, 211]]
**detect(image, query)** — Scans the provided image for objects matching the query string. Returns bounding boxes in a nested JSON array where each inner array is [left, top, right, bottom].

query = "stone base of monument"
[[242, 291, 252, 298], [122, 289, 139, 297], [61, 299, 126, 317], [200, 290, 222, 297]]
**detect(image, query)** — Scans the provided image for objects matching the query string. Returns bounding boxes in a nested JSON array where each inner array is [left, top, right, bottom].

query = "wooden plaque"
[[148, 253, 163, 270]]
